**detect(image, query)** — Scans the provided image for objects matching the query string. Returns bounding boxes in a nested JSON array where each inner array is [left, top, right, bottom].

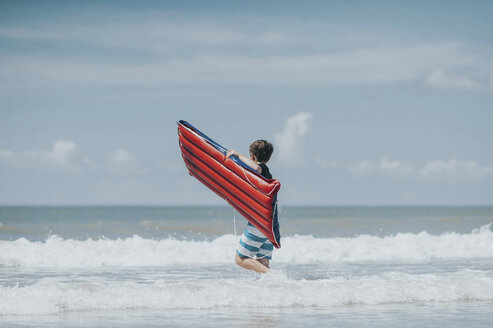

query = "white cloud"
[[0, 141, 80, 172], [47, 141, 78, 168], [109, 149, 133, 166], [0, 143, 146, 175], [0, 150, 15, 161], [378, 158, 412, 174], [275, 112, 312, 166], [0, 9, 490, 90], [350, 158, 412, 176], [107, 149, 143, 174], [0, 18, 292, 49], [349, 158, 493, 182], [350, 160, 375, 175], [425, 69, 484, 91], [420, 159, 493, 181], [421, 159, 460, 176], [1, 42, 478, 88]]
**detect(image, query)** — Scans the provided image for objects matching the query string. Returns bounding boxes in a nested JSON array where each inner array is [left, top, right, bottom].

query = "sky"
[[1, 0, 492, 206]]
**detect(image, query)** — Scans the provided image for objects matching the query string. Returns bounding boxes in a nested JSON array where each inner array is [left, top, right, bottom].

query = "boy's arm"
[[226, 150, 261, 173]]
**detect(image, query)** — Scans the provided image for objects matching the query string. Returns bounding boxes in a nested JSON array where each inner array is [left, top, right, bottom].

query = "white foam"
[[277, 224, 493, 263], [1, 270, 492, 315], [0, 224, 492, 268]]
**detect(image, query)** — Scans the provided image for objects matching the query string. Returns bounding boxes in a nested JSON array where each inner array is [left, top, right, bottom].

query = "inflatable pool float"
[[177, 120, 281, 248]]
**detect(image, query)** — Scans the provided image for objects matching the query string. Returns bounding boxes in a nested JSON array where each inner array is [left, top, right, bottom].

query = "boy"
[[226, 139, 275, 274]]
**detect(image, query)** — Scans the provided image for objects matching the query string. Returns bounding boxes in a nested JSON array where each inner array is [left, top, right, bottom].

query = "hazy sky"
[[1, 0, 492, 205]]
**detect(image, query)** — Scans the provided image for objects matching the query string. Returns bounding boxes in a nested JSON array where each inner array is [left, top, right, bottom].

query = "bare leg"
[[235, 253, 270, 273]]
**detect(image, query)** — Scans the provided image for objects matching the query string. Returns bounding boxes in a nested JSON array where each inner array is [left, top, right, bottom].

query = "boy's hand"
[[226, 150, 238, 158]]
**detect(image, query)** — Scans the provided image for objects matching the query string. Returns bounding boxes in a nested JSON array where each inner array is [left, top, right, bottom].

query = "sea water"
[[1, 206, 492, 327]]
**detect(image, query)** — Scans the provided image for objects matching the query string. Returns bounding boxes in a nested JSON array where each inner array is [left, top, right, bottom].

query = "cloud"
[[350, 158, 412, 176], [378, 158, 413, 174], [0, 17, 293, 49], [0, 141, 81, 172], [0, 9, 490, 90], [349, 158, 493, 182], [0, 150, 15, 161], [107, 149, 143, 174], [425, 69, 485, 91], [275, 112, 312, 166], [47, 141, 78, 168], [1, 42, 479, 88], [0, 143, 146, 175], [350, 160, 375, 175], [420, 159, 493, 181], [108, 149, 133, 166]]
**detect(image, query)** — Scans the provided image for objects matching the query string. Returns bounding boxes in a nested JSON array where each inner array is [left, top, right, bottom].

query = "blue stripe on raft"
[[177, 120, 261, 177], [178, 120, 227, 153], [272, 195, 280, 245]]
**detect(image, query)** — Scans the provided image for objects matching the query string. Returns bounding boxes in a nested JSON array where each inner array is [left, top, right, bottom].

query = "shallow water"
[[1, 206, 493, 327]]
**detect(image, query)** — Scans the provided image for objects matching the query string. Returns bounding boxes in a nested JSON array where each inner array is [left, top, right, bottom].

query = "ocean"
[[1, 206, 492, 327]]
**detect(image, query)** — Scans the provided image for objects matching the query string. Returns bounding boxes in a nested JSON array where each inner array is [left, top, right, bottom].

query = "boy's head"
[[249, 140, 273, 163]]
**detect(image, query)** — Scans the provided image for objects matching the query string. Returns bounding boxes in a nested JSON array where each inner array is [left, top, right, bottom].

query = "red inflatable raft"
[[177, 120, 281, 248]]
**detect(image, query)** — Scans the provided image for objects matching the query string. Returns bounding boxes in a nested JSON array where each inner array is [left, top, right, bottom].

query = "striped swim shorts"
[[236, 223, 274, 260]]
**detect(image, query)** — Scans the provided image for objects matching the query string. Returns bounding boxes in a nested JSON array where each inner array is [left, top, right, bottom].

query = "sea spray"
[[1, 225, 492, 268], [1, 269, 493, 315]]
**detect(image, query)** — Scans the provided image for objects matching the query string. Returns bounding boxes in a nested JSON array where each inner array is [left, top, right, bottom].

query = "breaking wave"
[[1, 270, 493, 315], [0, 224, 492, 268]]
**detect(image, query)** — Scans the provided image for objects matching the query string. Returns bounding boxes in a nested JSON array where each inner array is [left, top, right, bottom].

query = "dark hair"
[[249, 140, 273, 163]]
